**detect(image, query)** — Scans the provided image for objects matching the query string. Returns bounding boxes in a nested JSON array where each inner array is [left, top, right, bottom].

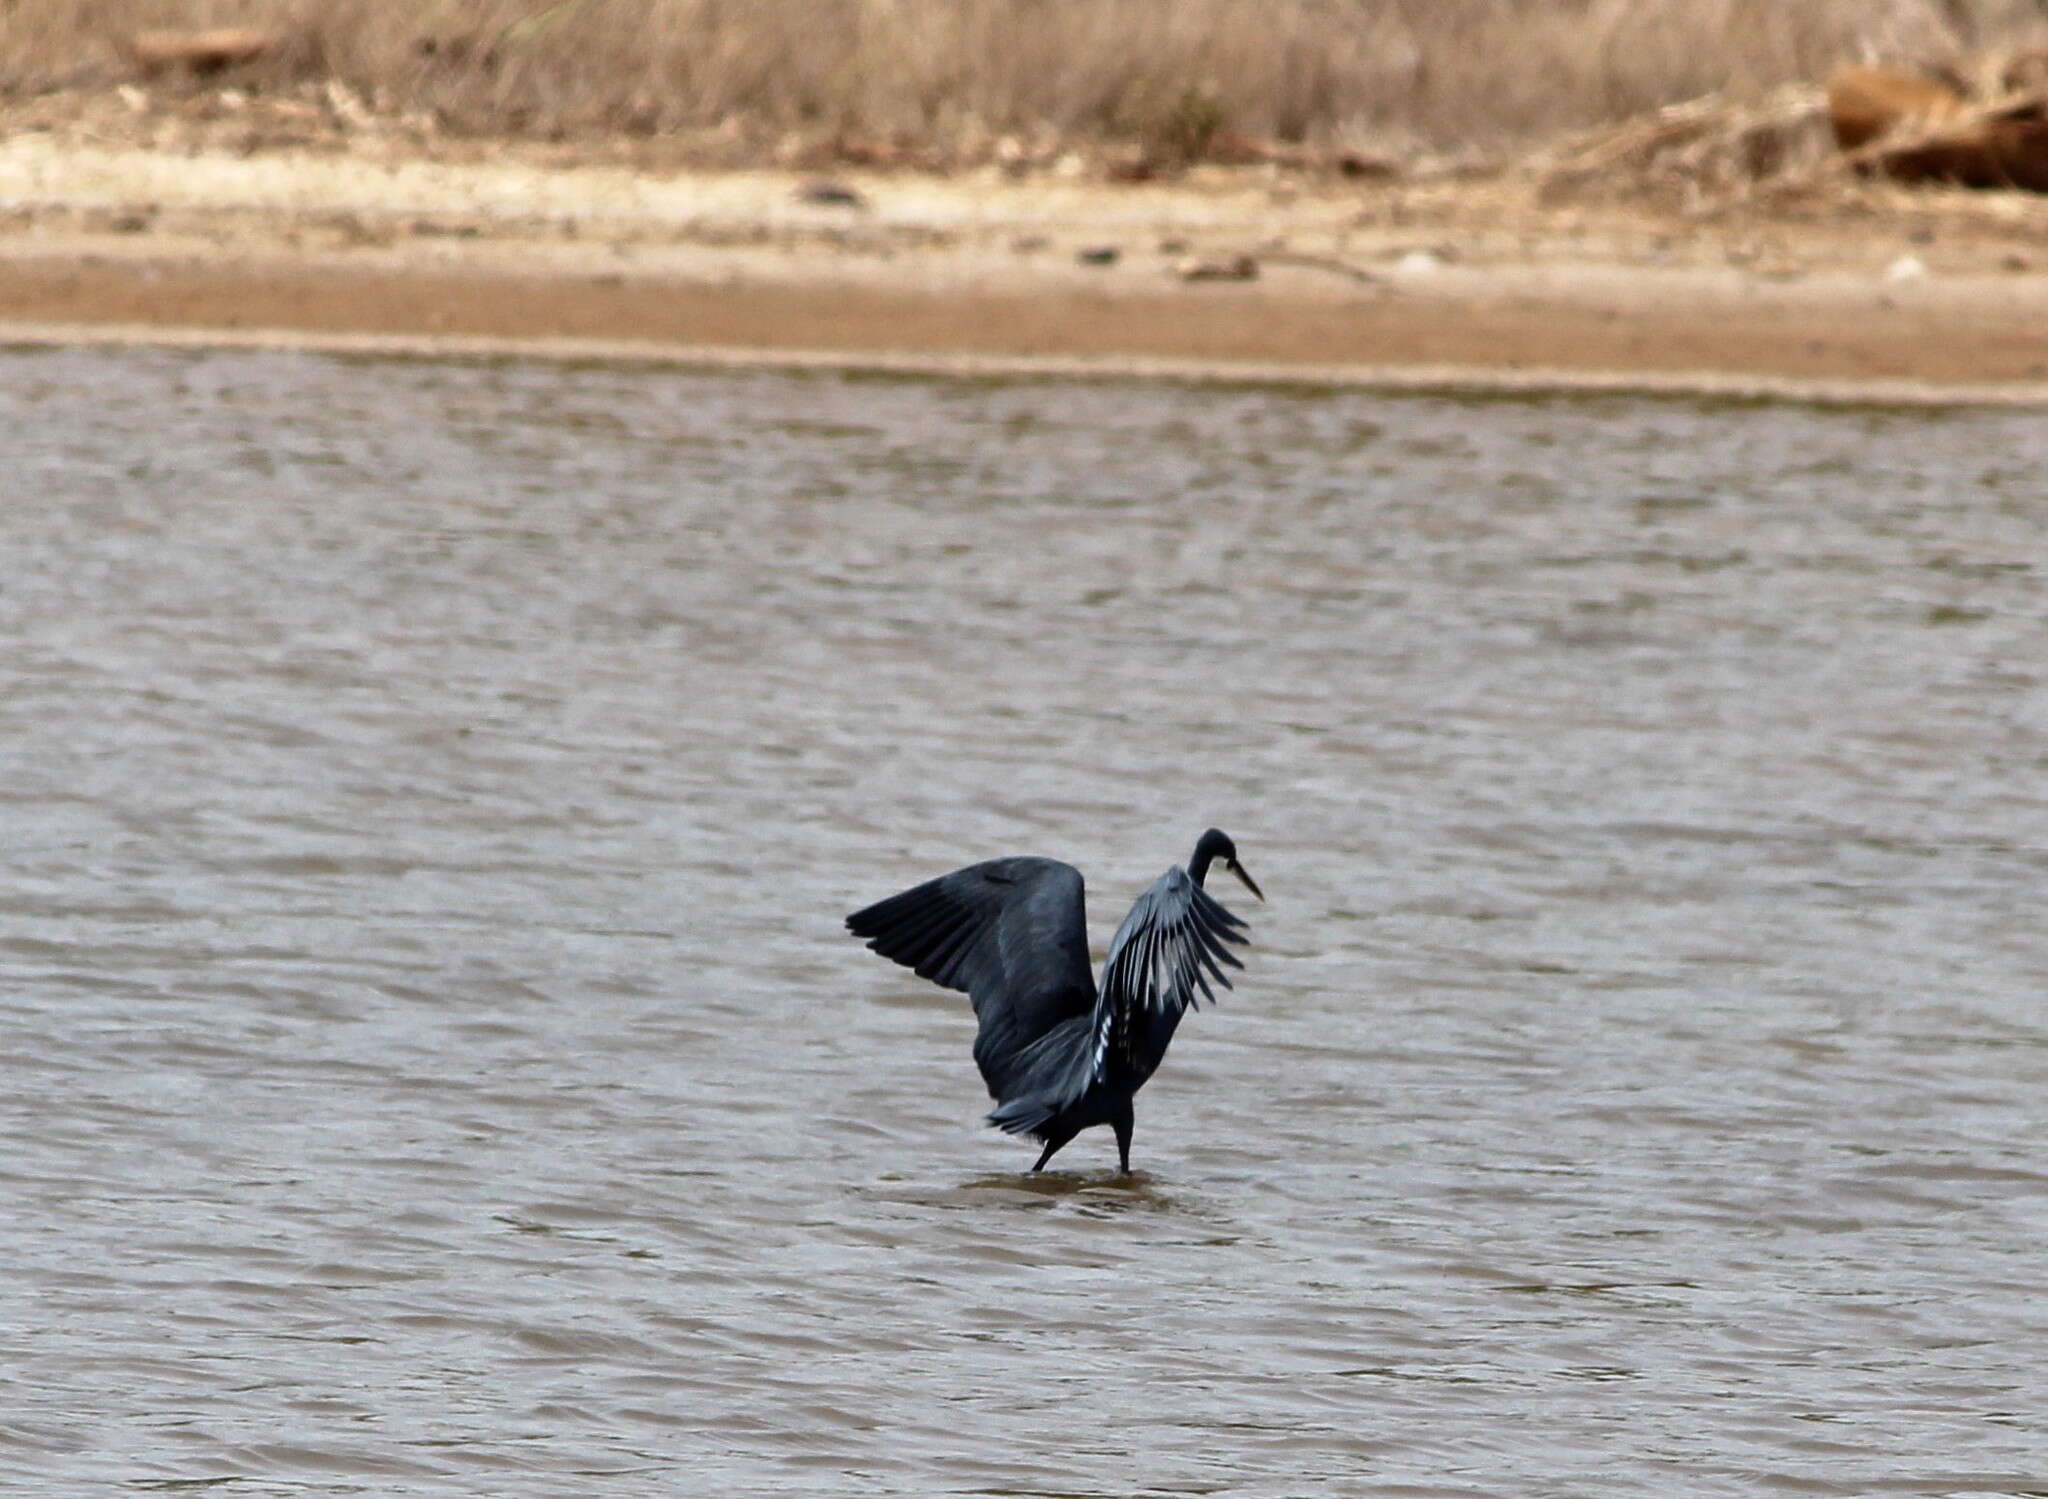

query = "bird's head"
[[1192, 827, 1264, 901]]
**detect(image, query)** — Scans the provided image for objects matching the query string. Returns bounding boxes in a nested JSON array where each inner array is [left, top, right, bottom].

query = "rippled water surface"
[[6, 346, 2048, 1495]]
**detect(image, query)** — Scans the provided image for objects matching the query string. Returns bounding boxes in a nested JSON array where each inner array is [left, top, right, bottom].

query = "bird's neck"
[[1187, 849, 1216, 887]]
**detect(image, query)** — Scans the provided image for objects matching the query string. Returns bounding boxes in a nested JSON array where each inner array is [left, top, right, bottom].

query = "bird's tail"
[[985, 1011, 1102, 1136], [987, 1093, 1061, 1136]]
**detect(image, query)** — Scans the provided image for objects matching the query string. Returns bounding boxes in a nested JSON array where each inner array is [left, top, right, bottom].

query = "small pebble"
[[1175, 254, 1258, 282], [796, 181, 866, 209]]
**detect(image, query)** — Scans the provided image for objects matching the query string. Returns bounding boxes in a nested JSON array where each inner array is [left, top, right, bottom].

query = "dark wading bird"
[[846, 828, 1263, 1173]]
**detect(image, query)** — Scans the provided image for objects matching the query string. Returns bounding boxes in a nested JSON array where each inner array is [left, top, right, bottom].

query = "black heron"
[[846, 828, 1264, 1173]]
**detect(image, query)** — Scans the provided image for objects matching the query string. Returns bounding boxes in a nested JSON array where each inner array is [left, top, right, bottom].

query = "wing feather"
[[847, 857, 1097, 1100], [1102, 868, 1250, 1018]]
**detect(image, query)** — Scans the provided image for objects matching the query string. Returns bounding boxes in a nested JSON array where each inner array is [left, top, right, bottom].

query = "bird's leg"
[[1030, 1135, 1065, 1173], [1112, 1103, 1134, 1175]]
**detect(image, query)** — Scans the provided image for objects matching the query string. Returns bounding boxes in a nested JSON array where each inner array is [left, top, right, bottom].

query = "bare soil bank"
[[5, 134, 2048, 400]]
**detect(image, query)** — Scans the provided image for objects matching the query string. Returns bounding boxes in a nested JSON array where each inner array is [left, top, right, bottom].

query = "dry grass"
[[5, 0, 2048, 166]]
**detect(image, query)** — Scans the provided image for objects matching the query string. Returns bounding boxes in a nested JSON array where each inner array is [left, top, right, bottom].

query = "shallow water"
[[4, 346, 2046, 1496]]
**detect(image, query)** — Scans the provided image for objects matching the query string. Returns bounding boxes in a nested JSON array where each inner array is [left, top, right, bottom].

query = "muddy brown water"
[[4, 346, 2046, 1496]]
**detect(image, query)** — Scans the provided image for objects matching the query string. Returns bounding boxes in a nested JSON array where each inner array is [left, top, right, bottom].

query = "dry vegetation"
[[3, 0, 2047, 173]]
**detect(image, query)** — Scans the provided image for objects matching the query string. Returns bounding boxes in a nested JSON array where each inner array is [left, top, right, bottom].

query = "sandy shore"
[[6, 132, 2048, 401]]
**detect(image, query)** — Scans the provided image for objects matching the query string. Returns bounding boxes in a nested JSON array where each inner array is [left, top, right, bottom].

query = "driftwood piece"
[[1829, 63, 2048, 191], [1826, 66, 1964, 151], [127, 29, 277, 76]]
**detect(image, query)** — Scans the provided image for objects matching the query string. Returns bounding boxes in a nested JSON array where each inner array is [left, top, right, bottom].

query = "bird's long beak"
[[1228, 858, 1265, 902]]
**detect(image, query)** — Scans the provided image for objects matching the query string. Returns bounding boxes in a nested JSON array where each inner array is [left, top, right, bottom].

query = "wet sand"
[[5, 135, 2048, 399]]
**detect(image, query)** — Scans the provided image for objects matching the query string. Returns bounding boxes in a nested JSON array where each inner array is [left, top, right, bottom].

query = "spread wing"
[[1098, 865, 1248, 1022], [846, 857, 1097, 1099], [987, 864, 1250, 1137]]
